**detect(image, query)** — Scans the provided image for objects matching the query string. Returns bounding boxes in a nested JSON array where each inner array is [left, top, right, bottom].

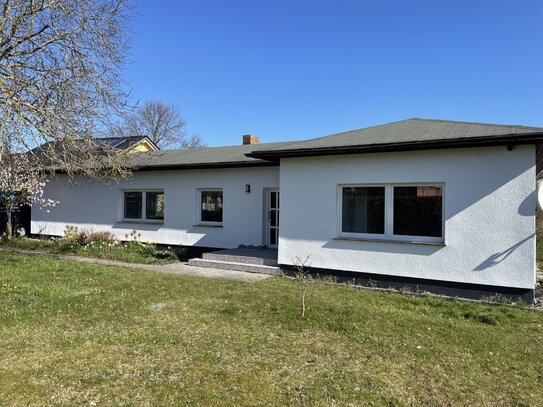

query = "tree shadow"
[[473, 233, 535, 271]]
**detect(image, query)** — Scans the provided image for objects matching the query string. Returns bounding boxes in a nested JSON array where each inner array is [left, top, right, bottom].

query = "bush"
[[122, 240, 178, 261], [63, 226, 118, 246], [84, 231, 118, 245], [63, 225, 91, 245], [154, 249, 178, 261], [56, 239, 80, 253]]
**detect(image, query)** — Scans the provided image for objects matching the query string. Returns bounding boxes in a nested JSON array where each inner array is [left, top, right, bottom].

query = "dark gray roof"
[[247, 118, 543, 159], [50, 118, 543, 171], [130, 141, 298, 170]]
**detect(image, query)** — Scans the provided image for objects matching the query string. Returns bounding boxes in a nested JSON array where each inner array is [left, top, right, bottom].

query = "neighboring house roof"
[[97, 135, 159, 152], [246, 118, 543, 160], [130, 141, 298, 170], [31, 136, 159, 159]]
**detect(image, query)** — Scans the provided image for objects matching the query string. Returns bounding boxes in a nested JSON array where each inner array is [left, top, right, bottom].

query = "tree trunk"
[[5, 203, 13, 240]]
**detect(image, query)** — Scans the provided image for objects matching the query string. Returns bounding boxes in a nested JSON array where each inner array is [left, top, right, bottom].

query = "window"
[[146, 192, 164, 220], [339, 184, 443, 243], [123, 190, 164, 222], [393, 186, 442, 238], [199, 189, 223, 224], [124, 192, 142, 219], [342, 186, 385, 235]]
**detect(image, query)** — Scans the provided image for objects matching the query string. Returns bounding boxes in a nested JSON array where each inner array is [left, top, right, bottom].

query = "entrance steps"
[[188, 248, 280, 275]]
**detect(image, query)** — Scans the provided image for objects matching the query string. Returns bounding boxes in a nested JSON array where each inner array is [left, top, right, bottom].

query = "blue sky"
[[127, 0, 543, 146]]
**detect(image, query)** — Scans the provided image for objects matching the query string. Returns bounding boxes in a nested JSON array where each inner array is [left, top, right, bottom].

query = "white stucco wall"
[[32, 166, 279, 248], [278, 146, 536, 289]]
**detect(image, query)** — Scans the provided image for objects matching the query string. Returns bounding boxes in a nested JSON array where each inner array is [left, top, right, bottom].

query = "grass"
[[0, 236, 182, 264], [1, 252, 542, 406], [537, 239, 543, 268]]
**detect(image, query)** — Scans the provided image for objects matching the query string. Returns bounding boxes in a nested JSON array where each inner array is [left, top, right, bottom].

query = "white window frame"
[[337, 183, 445, 244], [196, 188, 223, 226], [121, 189, 164, 223]]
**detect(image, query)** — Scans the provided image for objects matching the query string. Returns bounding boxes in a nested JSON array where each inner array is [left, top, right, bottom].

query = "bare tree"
[[182, 133, 207, 149], [122, 100, 207, 149], [0, 0, 134, 178], [293, 255, 312, 318]]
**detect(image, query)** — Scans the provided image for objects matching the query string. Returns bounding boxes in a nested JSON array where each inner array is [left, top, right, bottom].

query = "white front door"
[[267, 189, 280, 248]]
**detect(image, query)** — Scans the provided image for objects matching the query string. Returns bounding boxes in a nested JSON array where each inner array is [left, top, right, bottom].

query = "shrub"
[[123, 240, 178, 261], [84, 231, 118, 245], [154, 249, 178, 261], [63, 225, 91, 245], [125, 229, 142, 242], [55, 239, 79, 253], [138, 242, 159, 257]]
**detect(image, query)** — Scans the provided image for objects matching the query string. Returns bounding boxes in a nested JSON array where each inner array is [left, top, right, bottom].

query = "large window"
[[339, 184, 443, 243], [199, 189, 223, 224], [123, 190, 164, 222]]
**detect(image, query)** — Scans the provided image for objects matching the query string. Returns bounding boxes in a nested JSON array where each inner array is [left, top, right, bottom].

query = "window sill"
[[117, 220, 164, 225], [193, 223, 223, 228], [334, 236, 445, 246]]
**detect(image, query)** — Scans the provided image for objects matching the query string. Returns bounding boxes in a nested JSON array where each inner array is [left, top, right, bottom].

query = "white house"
[[31, 118, 543, 302]]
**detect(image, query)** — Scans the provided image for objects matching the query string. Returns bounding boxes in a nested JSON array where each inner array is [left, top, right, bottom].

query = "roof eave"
[[126, 160, 277, 172], [246, 133, 543, 160], [50, 159, 276, 174]]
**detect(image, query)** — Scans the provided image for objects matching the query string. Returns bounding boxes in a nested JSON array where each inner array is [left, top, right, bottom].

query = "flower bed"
[[0, 226, 182, 264]]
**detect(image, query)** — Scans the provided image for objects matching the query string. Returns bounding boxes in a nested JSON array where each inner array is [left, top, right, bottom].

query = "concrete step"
[[203, 252, 277, 266], [188, 258, 281, 275]]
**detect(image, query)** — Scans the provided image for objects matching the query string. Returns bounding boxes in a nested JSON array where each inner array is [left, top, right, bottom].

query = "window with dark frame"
[[124, 191, 142, 219], [146, 191, 164, 220], [200, 190, 223, 223], [123, 190, 164, 221]]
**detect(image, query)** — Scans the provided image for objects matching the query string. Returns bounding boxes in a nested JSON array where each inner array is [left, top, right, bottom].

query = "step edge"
[[189, 258, 280, 270]]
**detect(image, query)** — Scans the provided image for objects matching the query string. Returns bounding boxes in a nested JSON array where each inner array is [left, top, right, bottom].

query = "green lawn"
[[537, 240, 543, 268], [1, 252, 542, 406]]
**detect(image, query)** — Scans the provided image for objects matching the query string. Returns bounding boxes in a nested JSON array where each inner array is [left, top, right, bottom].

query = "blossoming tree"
[[0, 152, 56, 239], [0, 1, 137, 239]]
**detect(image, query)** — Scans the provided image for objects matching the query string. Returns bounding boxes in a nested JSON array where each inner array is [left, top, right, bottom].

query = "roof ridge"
[[98, 135, 147, 140], [245, 117, 543, 160], [291, 117, 543, 145], [407, 117, 543, 130], [300, 118, 417, 142]]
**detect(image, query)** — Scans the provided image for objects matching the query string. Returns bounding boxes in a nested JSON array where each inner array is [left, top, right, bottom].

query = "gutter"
[[132, 160, 277, 172], [51, 159, 277, 174]]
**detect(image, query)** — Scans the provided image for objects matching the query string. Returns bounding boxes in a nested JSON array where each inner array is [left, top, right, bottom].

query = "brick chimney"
[[242, 134, 260, 145]]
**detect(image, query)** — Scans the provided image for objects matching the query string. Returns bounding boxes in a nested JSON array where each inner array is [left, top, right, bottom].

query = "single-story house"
[[31, 118, 543, 302]]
